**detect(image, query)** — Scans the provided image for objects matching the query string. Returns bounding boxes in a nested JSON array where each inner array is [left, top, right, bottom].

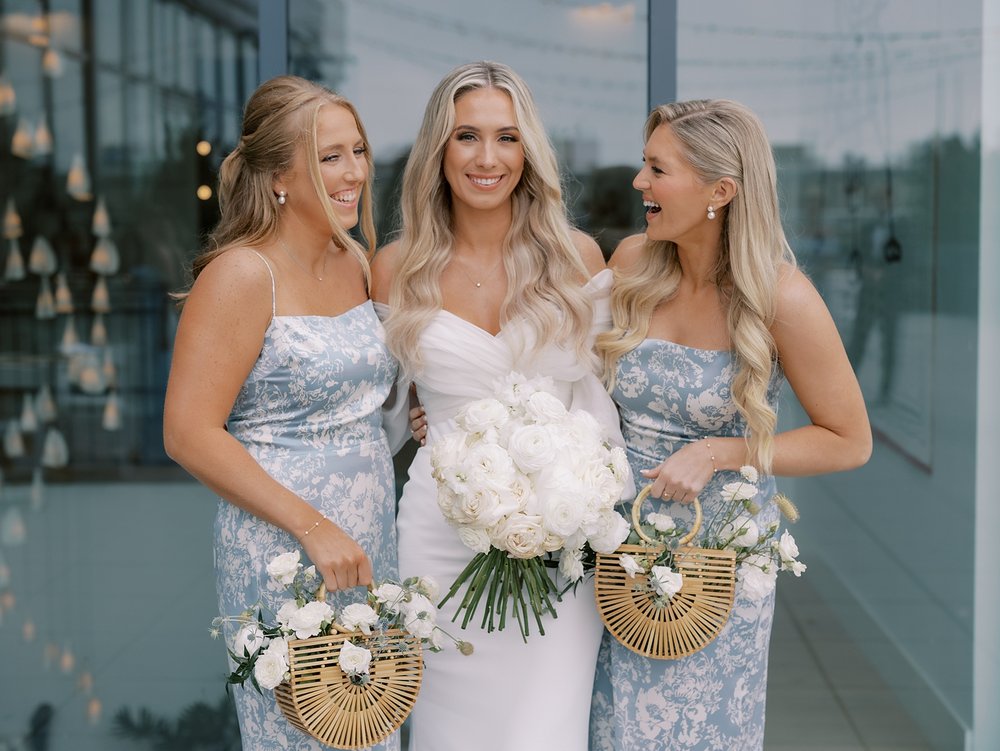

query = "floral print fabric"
[[215, 302, 399, 751], [591, 339, 784, 751]]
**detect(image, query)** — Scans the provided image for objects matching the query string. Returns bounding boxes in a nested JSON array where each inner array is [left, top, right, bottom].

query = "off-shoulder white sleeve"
[[374, 301, 413, 455]]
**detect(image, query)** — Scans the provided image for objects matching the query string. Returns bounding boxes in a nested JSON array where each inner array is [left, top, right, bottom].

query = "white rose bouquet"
[[431, 372, 632, 641], [213, 550, 472, 694], [621, 465, 806, 603]]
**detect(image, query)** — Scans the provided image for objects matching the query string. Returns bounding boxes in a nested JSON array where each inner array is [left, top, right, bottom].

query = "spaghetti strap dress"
[[214, 250, 400, 750]]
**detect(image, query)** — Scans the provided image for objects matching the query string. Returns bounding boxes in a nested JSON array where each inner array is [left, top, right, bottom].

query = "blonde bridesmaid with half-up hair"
[[371, 61, 629, 751], [163, 76, 401, 750], [588, 99, 872, 750]]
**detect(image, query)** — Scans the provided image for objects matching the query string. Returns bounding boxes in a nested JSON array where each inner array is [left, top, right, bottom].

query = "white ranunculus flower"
[[254, 638, 290, 690], [739, 465, 760, 484], [538, 484, 584, 538], [737, 562, 777, 600], [558, 547, 585, 582], [233, 623, 265, 657], [338, 640, 372, 677], [457, 398, 509, 435], [649, 565, 683, 599], [372, 583, 406, 613], [773, 530, 800, 564], [524, 390, 567, 423], [722, 515, 760, 547], [402, 593, 437, 640], [618, 553, 645, 578], [275, 599, 300, 630], [266, 550, 301, 586], [588, 511, 631, 554], [339, 603, 379, 635], [646, 512, 676, 533], [721, 481, 758, 503], [506, 424, 556, 474], [467, 442, 518, 489], [492, 514, 546, 559], [456, 525, 492, 554], [286, 601, 334, 639], [609, 446, 631, 484], [495, 372, 555, 407]]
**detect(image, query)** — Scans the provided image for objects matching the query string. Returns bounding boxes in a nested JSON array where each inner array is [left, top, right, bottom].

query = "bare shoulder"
[[569, 229, 607, 277], [774, 263, 823, 320], [370, 240, 401, 304], [188, 246, 274, 310], [607, 233, 647, 271]]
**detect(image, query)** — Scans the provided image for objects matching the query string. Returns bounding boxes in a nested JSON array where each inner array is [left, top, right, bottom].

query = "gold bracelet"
[[705, 439, 718, 474], [299, 517, 324, 540]]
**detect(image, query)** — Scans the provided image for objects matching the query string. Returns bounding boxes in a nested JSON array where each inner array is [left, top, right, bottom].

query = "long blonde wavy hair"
[[177, 75, 376, 297], [384, 61, 593, 375], [597, 99, 795, 472]]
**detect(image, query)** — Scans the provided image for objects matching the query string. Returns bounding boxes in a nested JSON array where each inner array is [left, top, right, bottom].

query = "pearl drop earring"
[[277, 190, 287, 205], [707, 205, 716, 220]]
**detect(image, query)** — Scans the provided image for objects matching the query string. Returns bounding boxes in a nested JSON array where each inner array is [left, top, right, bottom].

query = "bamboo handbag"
[[594, 484, 737, 659], [273, 587, 424, 749]]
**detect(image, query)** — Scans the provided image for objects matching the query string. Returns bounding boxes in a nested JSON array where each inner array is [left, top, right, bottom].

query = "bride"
[[372, 61, 625, 751]]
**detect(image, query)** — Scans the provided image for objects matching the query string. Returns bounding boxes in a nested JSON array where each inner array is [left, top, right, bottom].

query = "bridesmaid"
[[590, 99, 872, 750], [163, 76, 399, 750]]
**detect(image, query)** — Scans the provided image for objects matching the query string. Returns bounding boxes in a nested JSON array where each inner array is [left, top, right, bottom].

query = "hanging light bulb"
[[22, 619, 36, 642], [102, 391, 121, 431], [102, 350, 117, 387], [60, 645, 75, 672], [90, 314, 107, 346], [41, 427, 69, 468], [19, 393, 37, 433], [59, 315, 79, 351], [42, 48, 63, 77], [1, 505, 26, 546], [66, 153, 92, 201], [0, 591, 15, 611], [3, 419, 25, 458], [28, 236, 57, 275], [5, 239, 25, 281], [77, 353, 105, 395], [54, 273, 73, 313], [36, 384, 57, 422], [91, 196, 112, 237], [87, 697, 102, 724], [33, 120, 52, 157], [0, 75, 16, 116], [36, 276, 56, 319], [3, 197, 22, 239], [91, 276, 110, 313], [11, 118, 32, 159], [89, 237, 120, 275], [78, 671, 94, 694], [30, 466, 45, 511]]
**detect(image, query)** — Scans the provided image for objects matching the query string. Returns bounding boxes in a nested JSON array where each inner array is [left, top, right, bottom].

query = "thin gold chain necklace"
[[452, 254, 503, 289], [278, 236, 327, 281]]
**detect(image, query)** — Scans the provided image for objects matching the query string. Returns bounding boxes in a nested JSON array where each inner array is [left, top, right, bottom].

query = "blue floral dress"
[[215, 253, 399, 750], [591, 339, 783, 751]]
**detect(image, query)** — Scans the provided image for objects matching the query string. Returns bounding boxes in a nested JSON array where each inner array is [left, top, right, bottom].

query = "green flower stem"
[[497, 557, 511, 632], [439, 551, 486, 609], [459, 550, 499, 629], [482, 551, 505, 632]]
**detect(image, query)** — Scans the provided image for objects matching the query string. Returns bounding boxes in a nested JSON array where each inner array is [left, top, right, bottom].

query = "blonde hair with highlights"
[[596, 99, 795, 471], [179, 75, 376, 296], [384, 61, 593, 375]]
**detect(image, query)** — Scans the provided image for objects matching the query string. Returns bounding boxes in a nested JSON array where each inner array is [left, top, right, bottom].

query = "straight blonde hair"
[[597, 99, 795, 471], [384, 61, 593, 375]]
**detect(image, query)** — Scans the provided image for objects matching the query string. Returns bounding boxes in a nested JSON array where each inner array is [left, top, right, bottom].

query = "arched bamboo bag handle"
[[593, 484, 737, 660]]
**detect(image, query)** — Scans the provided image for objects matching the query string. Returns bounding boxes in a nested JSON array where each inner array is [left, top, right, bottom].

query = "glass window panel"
[[219, 28, 238, 108], [152, 0, 177, 87], [93, 0, 122, 66], [197, 16, 217, 100], [240, 34, 258, 102], [125, 0, 152, 76], [50, 57, 85, 176], [176, 6, 196, 94]]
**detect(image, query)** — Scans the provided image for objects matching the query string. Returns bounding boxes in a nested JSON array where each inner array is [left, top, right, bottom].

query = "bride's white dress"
[[376, 269, 628, 751]]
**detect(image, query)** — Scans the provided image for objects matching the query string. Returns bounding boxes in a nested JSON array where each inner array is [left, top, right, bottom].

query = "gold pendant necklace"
[[278, 237, 327, 281]]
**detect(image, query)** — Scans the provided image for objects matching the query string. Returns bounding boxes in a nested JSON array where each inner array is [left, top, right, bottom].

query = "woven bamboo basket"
[[273, 587, 423, 749], [594, 485, 737, 659]]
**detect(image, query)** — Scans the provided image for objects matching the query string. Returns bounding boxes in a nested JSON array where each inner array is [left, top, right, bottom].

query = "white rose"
[[506, 424, 557, 474], [286, 601, 334, 639], [266, 550, 301, 586], [372, 583, 406, 613], [338, 640, 373, 677], [466, 442, 518, 490], [233, 623, 265, 657], [457, 398, 509, 435], [650, 565, 683, 599], [456, 526, 493, 554], [524, 390, 567, 423], [491, 514, 546, 559], [646, 512, 676, 533], [609, 446, 631, 484], [538, 484, 584, 538], [721, 481, 758, 502], [587, 511, 631, 554], [414, 576, 440, 600], [558, 547, 585, 582], [495, 372, 555, 408], [739, 465, 760, 484], [737, 562, 777, 600], [254, 638, 289, 690], [402, 593, 437, 639], [773, 530, 800, 564], [455, 487, 517, 528], [431, 433, 472, 496], [618, 553, 645, 578], [339, 603, 379, 635], [722, 515, 760, 547], [402, 592, 435, 621], [275, 599, 300, 630]]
